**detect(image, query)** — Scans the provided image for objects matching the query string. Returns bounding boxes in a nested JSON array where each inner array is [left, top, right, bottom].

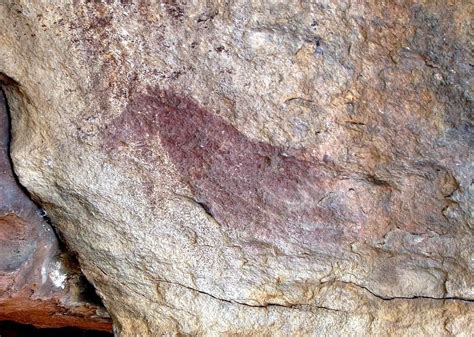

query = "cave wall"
[[0, 1, 472, 336]]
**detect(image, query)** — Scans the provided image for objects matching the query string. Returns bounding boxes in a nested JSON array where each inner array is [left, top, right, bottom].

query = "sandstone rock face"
[[0, 92, 112, 331], [1, 1, 473, 336]]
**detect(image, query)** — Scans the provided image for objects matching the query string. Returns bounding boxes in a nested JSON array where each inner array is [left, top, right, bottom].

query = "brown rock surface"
[[0, 91, 112, 331], [1, 1, 473, 336]]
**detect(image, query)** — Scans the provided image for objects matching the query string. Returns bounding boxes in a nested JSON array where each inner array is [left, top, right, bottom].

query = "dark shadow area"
[[0, 321, 113, 337], [0, 77, 112, 335]]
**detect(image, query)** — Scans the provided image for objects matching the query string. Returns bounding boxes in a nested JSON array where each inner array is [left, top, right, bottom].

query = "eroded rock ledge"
[[1, 1, 473, 336]]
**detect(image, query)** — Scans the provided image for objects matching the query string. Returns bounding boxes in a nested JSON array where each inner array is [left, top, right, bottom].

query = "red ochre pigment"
[[104, 87, 365, 251]]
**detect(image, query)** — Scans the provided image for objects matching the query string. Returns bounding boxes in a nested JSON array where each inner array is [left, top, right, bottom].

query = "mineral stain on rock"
[[104, 88, 380, 251]]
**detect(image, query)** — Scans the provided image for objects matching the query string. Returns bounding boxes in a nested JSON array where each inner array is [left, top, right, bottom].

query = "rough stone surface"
[[0, 1, 473, 336], [0, 92, 112, 331]]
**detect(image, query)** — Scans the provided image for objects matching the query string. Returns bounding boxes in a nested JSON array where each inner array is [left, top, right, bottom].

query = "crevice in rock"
[[0, 83, 71, 254], [0, 78, 112, 333], [335, 280, 474, 303], [0, 77, 38, 205], [159, 274, 474, 313], [195, 200, 214, 218], [175, 193, 225, 228], [157, 276, 473, 314], [156, 278, 341, 312]]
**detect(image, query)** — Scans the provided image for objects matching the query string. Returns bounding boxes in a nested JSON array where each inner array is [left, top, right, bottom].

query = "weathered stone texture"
[[0, 1, 472, 336]]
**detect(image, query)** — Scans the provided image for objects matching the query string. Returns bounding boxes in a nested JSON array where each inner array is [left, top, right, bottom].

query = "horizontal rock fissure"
[[336, 281, 474, 303], [157, 277, 474, 312]]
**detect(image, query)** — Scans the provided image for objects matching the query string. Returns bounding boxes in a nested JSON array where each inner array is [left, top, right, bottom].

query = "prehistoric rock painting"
[[2, 1, 472, 335]]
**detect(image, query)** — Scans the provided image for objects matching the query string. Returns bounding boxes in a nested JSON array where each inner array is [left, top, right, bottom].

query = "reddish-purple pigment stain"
[[104, 87, 357, 250]]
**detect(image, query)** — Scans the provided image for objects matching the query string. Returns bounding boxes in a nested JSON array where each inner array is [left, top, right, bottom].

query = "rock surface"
[[0, 1, 473, 335], [0, 90, 112, 331]]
